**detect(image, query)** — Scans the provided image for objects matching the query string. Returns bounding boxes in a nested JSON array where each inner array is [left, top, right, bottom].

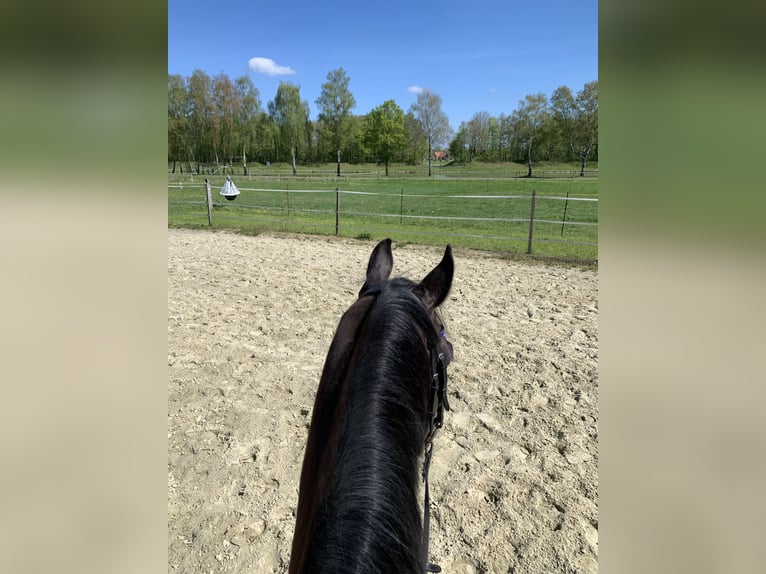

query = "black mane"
[[290, 240, 454, 574], [303, 280, 437, 572]]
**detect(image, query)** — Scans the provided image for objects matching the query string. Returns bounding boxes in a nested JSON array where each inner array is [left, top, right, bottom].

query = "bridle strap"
[[421, 442, 441, 572], [421, 350, 449, 573]]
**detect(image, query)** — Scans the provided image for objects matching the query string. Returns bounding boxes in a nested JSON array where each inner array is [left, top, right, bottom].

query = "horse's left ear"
[[359, 238, 394, 296], [415, 245, 453, 310]]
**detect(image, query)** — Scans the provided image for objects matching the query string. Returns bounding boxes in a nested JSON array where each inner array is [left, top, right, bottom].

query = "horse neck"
[[309, 293, 432, 572]]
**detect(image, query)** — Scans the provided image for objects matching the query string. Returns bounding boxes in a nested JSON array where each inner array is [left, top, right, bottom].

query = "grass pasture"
[[168, 162, 598, 262]]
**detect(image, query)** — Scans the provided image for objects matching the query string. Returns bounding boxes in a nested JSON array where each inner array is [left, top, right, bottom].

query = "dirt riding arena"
[[168, 229, 598, 573]]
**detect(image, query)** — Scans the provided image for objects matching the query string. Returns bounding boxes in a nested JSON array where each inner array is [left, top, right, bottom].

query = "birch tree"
[[315, 68, 356, 171], [409, 90, 452, 176], [213, 73, 241, 172], [187, 70, 214, 171], [268, 82, 309, 175], [574, 81, 598, 176], [168, 74, 189, 172], [235, 76, 261, 174], [512, 93, 550, 177]]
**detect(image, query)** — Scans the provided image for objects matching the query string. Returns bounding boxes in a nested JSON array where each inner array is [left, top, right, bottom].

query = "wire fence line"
[[168, 184, 598, 203], [168, 166, 598, 181], [168, 183, 598, 257]]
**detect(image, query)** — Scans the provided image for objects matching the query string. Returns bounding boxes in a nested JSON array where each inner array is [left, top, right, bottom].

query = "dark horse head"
[[289, 238, 454, 574]]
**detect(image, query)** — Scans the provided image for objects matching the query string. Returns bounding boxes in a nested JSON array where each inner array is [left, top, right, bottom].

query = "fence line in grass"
[[169, 184, 597, 203], [169, 182, 598, 255], [168, 166, 598, 181]]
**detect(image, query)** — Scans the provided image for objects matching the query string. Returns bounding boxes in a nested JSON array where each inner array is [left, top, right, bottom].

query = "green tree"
[[315, 67, 356, 172], [187, 69, 214, 171], [363, 100, 408, 176], [268, 82, 309, 175], [574, 81, 598, 175], [212, 73, 242, 172], [448, 121, 469, 162], [486, 115, 501, 161], [404, 112, 427, 165], [168, 74, 189, 172], [255, 110, 277, 164], [550, 85, 577, 159], [234, 76, 261, 175], [512, 93, 550, 177], [498, 113, 514, 161], [466, 111, 492, 160], [408, 90, 452, 176], [344, 115, 369, 163]]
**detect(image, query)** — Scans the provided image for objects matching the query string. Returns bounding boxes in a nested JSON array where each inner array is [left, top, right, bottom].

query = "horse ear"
[[359, 238, 393, 296], [415, 245, 454, 310]]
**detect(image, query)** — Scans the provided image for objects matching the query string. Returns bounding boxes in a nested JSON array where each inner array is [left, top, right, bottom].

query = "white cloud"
[[248, 57, 296, 76], [407, 85, 425, 94], [488, 87, 498, 94]]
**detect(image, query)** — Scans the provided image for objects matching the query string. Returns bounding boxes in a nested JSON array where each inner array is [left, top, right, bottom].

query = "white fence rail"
[[168, 182, 598, 256]]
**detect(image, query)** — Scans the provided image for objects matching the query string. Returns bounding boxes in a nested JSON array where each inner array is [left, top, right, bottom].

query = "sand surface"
[[168, 229, 598, 573]]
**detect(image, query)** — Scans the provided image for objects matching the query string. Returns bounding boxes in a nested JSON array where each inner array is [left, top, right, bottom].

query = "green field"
[[168, 162, 598, 263]]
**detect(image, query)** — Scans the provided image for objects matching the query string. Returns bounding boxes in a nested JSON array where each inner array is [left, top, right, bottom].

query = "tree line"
[[168, 68, 597, 176], [449, 83, 598, 176]]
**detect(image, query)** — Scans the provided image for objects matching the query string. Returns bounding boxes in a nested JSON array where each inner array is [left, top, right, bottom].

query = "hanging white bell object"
[[220, 176, 240, 201]]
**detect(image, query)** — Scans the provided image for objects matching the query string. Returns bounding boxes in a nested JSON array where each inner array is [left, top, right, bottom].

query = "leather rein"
[[421, 339, 450, 573]]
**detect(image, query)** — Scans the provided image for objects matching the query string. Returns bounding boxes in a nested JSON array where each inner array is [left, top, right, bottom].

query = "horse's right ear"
[[415, 244, 454, 310], [359, 238, 393, 296]]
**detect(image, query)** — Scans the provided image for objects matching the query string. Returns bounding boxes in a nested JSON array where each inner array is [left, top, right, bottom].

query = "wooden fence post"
[[335, 188, 340, 236], [561, 181, 572, 235], [526, 189, 536, 255], [205, 179, 213, 226]]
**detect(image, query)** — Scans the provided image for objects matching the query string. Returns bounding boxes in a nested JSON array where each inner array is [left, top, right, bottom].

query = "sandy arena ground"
[[167, 229, 598, 573]]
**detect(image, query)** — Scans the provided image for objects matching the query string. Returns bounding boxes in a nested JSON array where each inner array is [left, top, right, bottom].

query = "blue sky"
[[168, 0, 597, 129]]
